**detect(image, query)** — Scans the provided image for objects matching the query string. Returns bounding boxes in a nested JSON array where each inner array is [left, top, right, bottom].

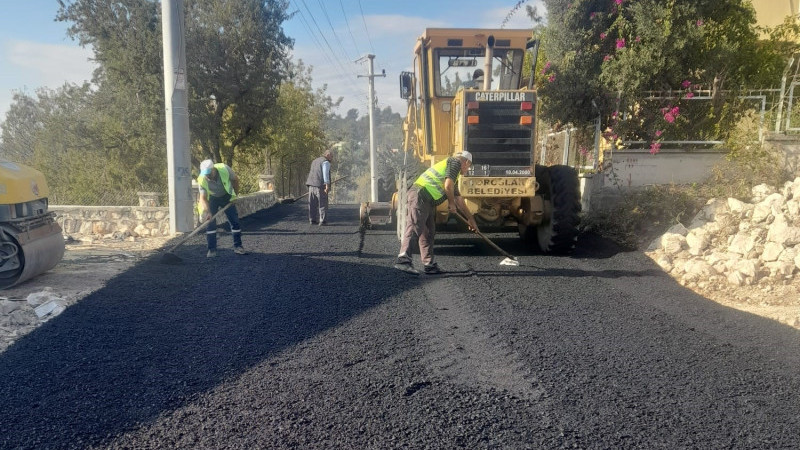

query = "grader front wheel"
[[519, 165, 581, 254]]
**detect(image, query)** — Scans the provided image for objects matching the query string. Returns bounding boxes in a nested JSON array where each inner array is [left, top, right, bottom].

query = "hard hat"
[[200, 159, 214, 176], [459, 151, 473, 162]]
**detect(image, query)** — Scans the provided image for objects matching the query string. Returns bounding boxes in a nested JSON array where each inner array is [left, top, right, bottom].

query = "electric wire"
[[295, 0, 366, 99], [290, 2, 367, 107], [357, 0, 375, 54], [339, 0, 362, 57], [316, 0, 357, 62]]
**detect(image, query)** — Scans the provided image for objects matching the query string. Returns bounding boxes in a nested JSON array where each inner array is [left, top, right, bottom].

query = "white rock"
[[8, 309, 35, 327], [727, 271, 748, 286], [683, 259, 718, 282], [654, 254, 673, 272], [728, 232, 758, 255], [761, 242, 784, 262], [0, 300, 24, 315], [26, 289, 57, 307], [751, 183, 775, 203], [727, 197, 746, 214], [764, 261, 795, 278], [787, 200, 800, 217], [700, 198, 729, 221], [662, 233, 687, 255], [738, 260, 760, 279], [767, 214, 800, 245], [686, 229, 710, 255], [790, 177, 800, 200]]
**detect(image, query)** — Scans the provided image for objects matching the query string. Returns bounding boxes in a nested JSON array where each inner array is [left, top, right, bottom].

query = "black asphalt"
[[1, 202, 799, 449]]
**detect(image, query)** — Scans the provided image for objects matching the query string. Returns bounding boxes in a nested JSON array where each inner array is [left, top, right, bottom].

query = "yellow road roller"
[[0, 159, 65, 289]]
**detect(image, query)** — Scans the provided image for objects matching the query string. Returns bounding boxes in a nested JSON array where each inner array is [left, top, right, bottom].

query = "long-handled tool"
[[453, 212, 519, 266], [159, 202, 234, 265], [280, 176, 348, 204]]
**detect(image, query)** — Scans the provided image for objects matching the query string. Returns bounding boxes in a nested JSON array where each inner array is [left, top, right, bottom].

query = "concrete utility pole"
[[357, 54, 386, 203], [162, 0, 194, 234]]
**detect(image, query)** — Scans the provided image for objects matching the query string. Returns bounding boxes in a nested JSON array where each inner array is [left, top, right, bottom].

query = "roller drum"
[[0, 220, 65, 289]]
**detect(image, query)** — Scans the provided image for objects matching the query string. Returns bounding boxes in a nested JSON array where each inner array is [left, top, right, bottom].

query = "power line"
[[339, 0, 362, 57], [316, 0, 357, 62], [291, 1, 366, 103], [357, 0, 375, 54]]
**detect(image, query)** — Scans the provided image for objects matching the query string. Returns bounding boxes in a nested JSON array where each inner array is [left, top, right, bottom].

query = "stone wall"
[[764, 133, 800, 177], [52, 190, 277, 239]]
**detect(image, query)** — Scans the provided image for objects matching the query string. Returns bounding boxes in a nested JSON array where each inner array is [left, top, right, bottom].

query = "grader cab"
[[389, 28, 581, 253]]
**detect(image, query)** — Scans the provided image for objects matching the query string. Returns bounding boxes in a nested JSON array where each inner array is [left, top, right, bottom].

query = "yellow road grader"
[[364, 28, 581, 253], [0, 159, 65, 288]]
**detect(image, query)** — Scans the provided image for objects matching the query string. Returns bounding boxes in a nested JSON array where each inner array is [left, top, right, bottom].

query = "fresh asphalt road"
[[1, 202, 799, 449]]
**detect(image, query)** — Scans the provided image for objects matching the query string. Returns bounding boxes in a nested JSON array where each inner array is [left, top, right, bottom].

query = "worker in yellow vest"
[[197, 159, 247, 258], [394, 151, 478, 274]]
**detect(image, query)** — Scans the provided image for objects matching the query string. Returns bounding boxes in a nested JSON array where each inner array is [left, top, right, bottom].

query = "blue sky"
[[0, 0, 544, 123]]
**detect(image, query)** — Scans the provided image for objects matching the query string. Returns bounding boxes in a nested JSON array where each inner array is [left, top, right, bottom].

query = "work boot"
[[394, 261, 419, 275], [207, 249, 217, 258], [423, 263, 443, 274], [395, 253, 412, 265], [234, 246, 247, 255]]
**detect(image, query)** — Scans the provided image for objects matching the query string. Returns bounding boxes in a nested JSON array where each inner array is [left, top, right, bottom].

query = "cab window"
[[433, 48, 523, 97]]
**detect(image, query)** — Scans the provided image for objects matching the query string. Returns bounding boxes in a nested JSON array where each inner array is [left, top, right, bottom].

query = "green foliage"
[[702, 110, 790, 201], [582, 109, 791, 249], [0, 84, 164, 205], [538, 0, 773, 142], [261, 60, 336, 198], [186, 0, 293, 167], [0, 0, 297, 204], [325, 106, 404, 203], [580, 184, 702, 250]]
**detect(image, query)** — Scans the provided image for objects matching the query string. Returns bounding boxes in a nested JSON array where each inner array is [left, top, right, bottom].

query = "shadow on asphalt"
[[0, 204, 427, 449], [3, 203, 798, 449]]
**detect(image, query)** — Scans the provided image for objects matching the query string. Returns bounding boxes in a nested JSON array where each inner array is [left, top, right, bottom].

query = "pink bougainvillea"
[[603, 55, 612, 62], [600, 32, 607, 40], [685, 92, 695, 99], [681, 80, 691, 89], [548, 74, 556, 82], [655, 130, 663, 137], [615, 0, 624, 5], [696, 19, 704, 27], [616, 38, 626, 49], [649, 142, 661, 154]]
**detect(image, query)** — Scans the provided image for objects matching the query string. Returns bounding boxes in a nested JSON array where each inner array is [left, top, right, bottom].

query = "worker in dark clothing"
[[464, 68, 484, 89], [197, 159, 246, 257], [306, 150, 333, 225], [394, 151, 479, 274]]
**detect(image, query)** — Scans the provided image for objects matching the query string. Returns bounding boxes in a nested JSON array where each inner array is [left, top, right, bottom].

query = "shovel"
[[280, 176, 348, 204], [453, 212, 519, 266], [159, 202, 234, 265]]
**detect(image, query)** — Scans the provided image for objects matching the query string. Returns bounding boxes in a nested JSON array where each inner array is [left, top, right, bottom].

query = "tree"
[[185, 0, 293, 168], [57, 0, 293, 175], [257, 60, 336, 197], [538, 0, 772, 147]]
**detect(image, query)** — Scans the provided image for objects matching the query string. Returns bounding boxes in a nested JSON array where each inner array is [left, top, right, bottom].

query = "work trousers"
[[206, 193, 242, 250], [308, 185, 328, 223], [398, 187, 436, 266]]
